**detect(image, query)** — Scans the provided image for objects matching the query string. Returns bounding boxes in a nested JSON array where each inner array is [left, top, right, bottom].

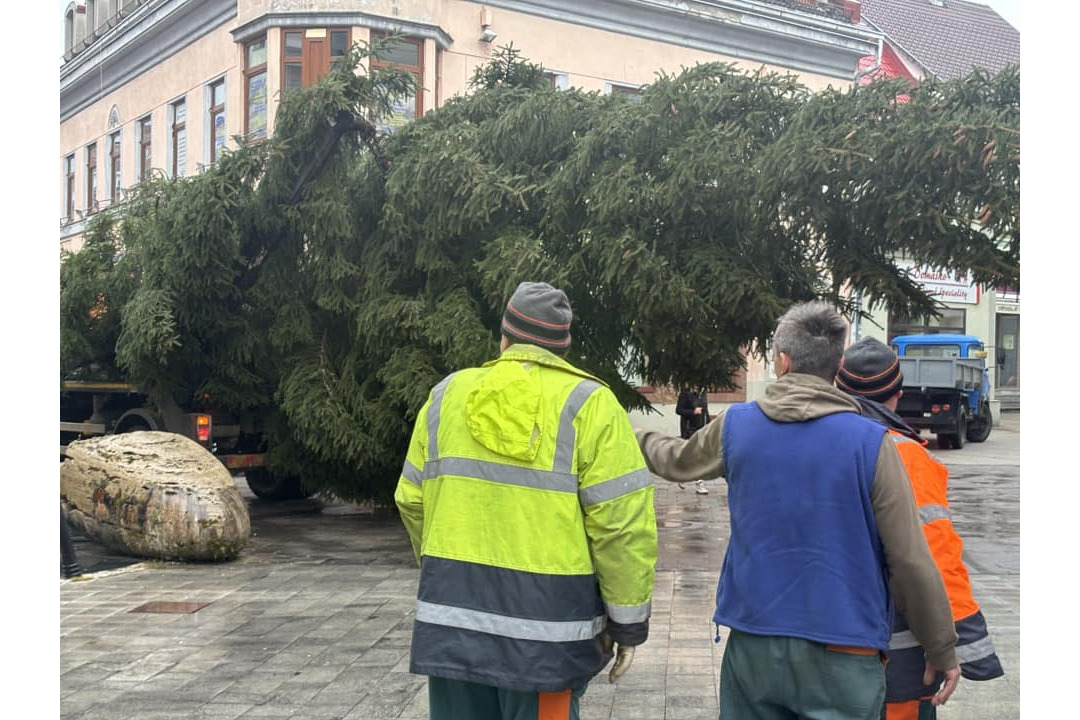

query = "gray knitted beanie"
[[501, 282, 573, 352]]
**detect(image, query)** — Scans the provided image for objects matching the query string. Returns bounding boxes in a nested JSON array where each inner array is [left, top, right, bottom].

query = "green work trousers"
[[428, 676, 586, 720], [719, 629, 886, 720]]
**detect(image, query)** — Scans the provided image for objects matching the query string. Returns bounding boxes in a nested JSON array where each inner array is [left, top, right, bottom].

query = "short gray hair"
[[773, 301, 848, 381]]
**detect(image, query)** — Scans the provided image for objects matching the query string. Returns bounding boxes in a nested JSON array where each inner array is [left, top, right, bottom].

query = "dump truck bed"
[[899, 357, 983, 391]]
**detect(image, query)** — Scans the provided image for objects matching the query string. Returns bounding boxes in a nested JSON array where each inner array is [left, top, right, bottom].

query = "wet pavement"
[[60, 410, 1020, 719]]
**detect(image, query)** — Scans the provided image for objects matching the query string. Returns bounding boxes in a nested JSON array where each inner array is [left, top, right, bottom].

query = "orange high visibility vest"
[[884, 431, 1003, 705]]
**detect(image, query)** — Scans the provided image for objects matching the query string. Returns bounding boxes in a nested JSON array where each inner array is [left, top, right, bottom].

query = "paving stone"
[[60, 414, 1020, 719]]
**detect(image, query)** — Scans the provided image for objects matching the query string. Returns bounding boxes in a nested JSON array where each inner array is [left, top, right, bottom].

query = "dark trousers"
[[720, 629, 886, 720], [428, 677, 585, 720]]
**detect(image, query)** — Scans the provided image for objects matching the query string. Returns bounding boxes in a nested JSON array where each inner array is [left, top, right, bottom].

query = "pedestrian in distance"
[[836, 337, 1004, 720], [635, 300, 961, 720], [395, 281, 658, 720], [676, 387, 712, 495]]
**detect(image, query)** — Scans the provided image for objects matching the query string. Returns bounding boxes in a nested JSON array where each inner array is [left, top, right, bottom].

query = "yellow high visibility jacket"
[[395, 344, 658, 693]]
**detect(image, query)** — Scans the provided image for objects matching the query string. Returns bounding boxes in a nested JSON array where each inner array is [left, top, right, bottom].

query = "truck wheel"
[[244, 469, 311, 500], [951, 414, 967, 450], [966, 403, 993, 443]]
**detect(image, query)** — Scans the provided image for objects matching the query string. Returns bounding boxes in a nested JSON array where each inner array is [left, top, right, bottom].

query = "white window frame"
[[86, 0, 98, 35], [204, 76, 227, 169], [62, 154, 76, 222], [543, 71, 569, 91], [136, 114, 152, 181], [107, 130, 122, 203], [85, 141, 99, 214], [605, 81, 643, 98], [168, 96, 188, 178]]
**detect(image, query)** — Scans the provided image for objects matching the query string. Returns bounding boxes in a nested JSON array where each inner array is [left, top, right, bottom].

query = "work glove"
[[601, 632, 636, 683]]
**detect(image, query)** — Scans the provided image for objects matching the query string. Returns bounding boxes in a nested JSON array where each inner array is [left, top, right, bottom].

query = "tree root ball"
[[60, 431, 251, 561]]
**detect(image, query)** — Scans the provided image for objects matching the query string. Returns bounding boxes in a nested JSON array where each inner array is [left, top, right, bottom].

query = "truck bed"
[[899, 357, 983, 391]]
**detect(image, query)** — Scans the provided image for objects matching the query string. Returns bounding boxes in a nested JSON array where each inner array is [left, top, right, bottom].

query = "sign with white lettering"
[[899, 261, 979, 305]]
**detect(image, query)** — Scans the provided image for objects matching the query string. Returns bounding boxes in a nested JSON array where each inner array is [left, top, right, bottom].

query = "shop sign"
[[997, 301, 1020, 314], [899, 261, 979, 304]]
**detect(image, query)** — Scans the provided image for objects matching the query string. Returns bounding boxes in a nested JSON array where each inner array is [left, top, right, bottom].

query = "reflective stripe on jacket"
[[394, 344, 658, 693], [885, 431, 1004, 703]]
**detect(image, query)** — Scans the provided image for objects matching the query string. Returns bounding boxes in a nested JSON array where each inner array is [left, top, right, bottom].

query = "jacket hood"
[[849, 394, 924, 444], [465, 344, 601, 461], [758, 373, 861, 422]]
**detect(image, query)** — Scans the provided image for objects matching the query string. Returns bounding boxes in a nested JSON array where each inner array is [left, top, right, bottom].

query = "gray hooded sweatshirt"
[[635, 373, 958, 671]]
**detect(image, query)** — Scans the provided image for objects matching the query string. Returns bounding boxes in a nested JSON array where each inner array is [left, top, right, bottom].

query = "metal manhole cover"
[[130, 601, 210, 614]]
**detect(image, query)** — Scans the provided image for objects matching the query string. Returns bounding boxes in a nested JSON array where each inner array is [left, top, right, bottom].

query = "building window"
[[281, 28, 351, 94], [208, 78, 226, 164], [543, 71, 568, 90], [283, 31, 303, 92], [65, 6, 75, 53], [138, 115, 152, 180], [371, 33, 423, 133], [608, 82, 643, 103], [171, 98, 187, 177], [64, 154, 75, 221], [86, 0, 97, 35], [888, 307, 967, 342], [85, 142, 98, 213], [245, 37, 268, 141], [109, 131, 121, 202]]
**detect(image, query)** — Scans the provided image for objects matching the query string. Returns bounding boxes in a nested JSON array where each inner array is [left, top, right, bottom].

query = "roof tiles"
[[858, 0, 1019, 80]]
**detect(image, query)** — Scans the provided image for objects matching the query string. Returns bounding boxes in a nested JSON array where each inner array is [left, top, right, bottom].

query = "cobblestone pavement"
[[60, 411, 1020, 720]]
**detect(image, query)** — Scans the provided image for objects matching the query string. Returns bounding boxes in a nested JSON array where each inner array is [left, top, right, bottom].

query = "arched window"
[[64, 5, 75, 53], [72, 2, 86, 50], [86, 0, 97, 35]]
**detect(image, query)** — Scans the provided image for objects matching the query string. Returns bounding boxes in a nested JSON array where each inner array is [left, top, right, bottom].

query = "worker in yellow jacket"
[[836, 338, 1004, 720], [395, 281, 658, 720]]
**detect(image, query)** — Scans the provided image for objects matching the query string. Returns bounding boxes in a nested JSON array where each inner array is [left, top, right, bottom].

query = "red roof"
[[858, 43, 918, 84], [859, 0, 1019, 80]]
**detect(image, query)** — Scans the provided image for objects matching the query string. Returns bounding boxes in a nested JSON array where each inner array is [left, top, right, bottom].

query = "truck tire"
[[950, 414, 967, 450], [965, 402, 993, 443], [244, 469, 311, 501]]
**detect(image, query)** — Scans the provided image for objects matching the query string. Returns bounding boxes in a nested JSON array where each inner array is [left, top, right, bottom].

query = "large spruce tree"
[[60, 45, 1019, 503]]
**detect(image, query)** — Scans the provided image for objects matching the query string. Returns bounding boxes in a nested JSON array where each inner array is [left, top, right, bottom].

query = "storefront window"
[[888, 307, 966, 342]]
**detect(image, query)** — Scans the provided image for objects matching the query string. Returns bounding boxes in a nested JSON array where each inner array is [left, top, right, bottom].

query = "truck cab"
[[891, 334, 993, 449]]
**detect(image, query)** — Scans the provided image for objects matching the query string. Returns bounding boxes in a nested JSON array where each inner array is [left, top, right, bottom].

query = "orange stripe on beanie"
[[837, 337, 903, 403], [501, 282, 573, 352]]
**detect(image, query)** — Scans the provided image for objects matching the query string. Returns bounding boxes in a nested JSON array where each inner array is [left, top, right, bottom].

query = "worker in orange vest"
[[836, 338, 1004, 720]]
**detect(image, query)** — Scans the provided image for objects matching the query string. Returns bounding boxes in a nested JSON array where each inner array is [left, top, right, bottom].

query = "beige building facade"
[[60, 0, 880, 248], [62, 0, 892, 402]]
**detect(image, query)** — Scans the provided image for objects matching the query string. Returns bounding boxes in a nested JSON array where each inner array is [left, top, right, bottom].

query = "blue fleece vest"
[[715, 402, 892, 651]]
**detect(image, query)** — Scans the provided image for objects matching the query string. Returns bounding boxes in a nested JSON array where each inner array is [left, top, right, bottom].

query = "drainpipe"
[[849, 35, 883, 342], [854, 36, 884, 87]]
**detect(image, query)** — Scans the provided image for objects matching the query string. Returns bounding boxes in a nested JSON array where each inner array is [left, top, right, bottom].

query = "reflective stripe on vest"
[[890, 624, 998, 664], [419, 378, 646, 504], [918, 503, 951, 524], [579, 468, 653, 507], [605, 599, 651, 624], [554, 380, 601, 473], [425, 456, 577, 493], [416, 377, 638, 641], [402, 460, 422, 486], [416, 600, 606, 642], [427, 373, 456, 461]]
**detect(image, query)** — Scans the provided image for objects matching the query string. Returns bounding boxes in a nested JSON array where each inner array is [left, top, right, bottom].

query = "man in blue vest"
[[636, 301, 961, 720]]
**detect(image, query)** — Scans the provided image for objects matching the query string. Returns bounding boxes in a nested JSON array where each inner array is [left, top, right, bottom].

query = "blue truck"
[[891, 334, 993, 449]]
